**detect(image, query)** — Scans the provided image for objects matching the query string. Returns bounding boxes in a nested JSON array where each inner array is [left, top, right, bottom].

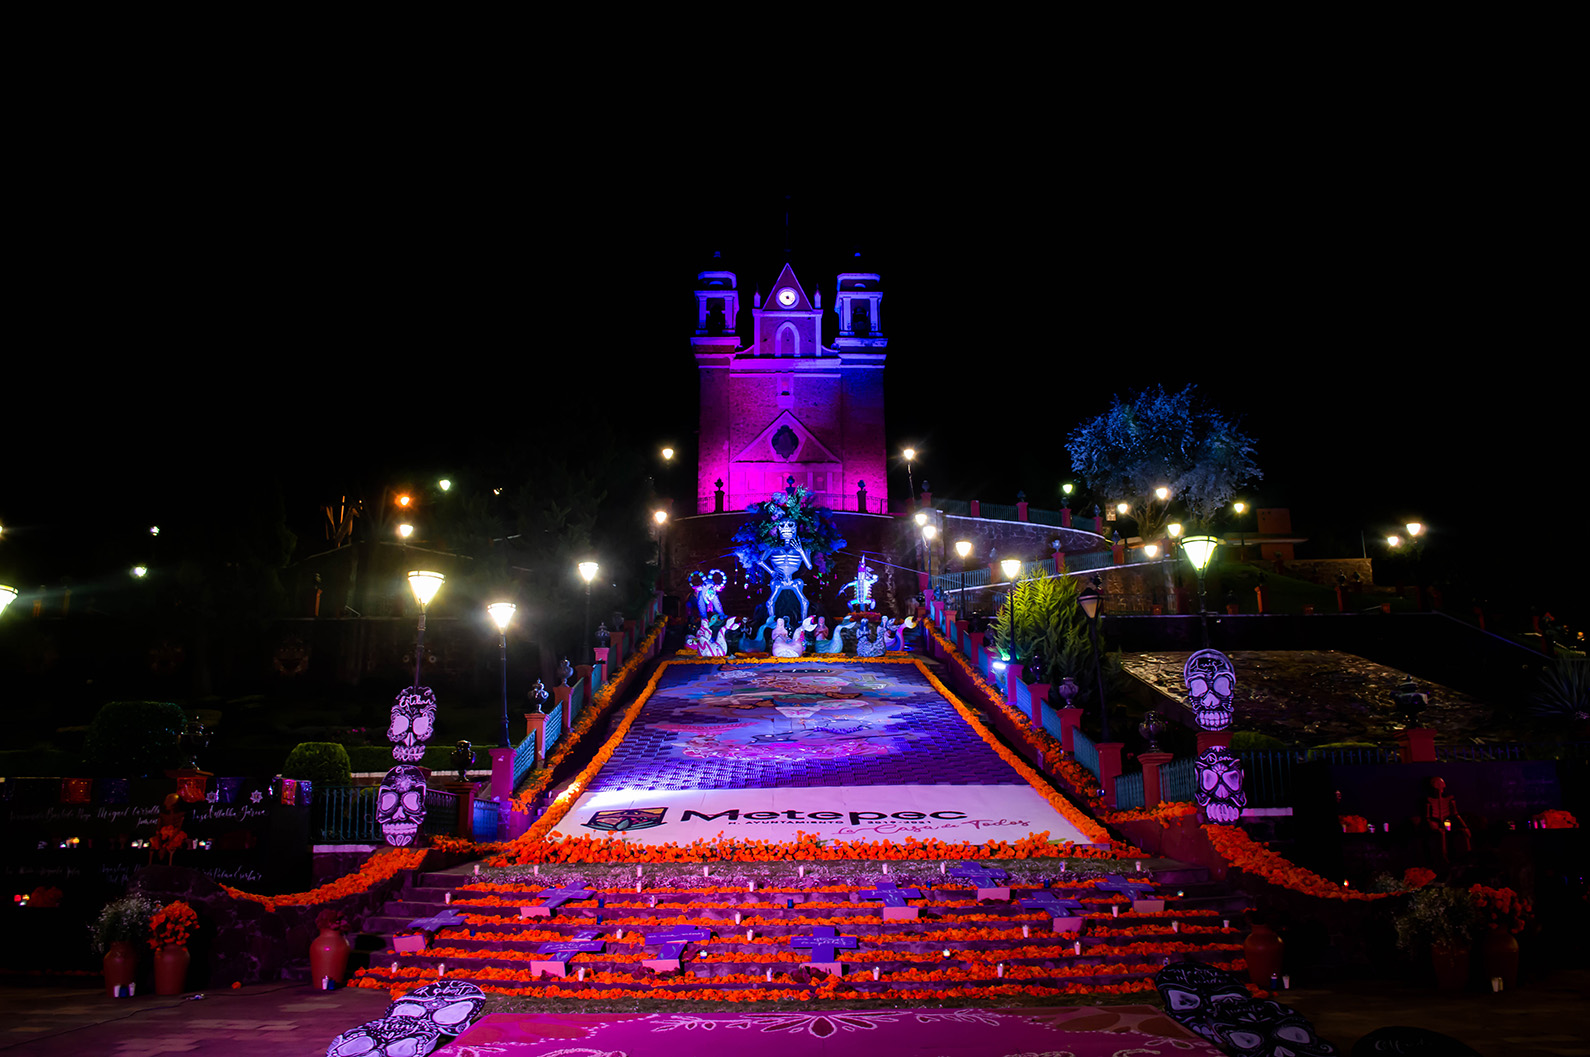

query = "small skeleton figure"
[[839, 558, 880, 612], [1423, 775, 1471, 863], [689, 570, 729, 618]]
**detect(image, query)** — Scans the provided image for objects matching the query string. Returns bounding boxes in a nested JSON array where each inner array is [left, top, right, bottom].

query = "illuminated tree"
[[1065, 384, 1260, 540]]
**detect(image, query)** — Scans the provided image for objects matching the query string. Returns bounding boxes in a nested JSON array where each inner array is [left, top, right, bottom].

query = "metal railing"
[[1073, 728, 1100, 780], [513, 734, 539, 788], [1039, 700, 1066, 743], [316, 785, 382, 842], [472, 798, 501, 841], [1114, 772, 1145, 810], [422, 787, 459, 838], [543, 702, 565, 756], [1161, 757, 1199, 803]]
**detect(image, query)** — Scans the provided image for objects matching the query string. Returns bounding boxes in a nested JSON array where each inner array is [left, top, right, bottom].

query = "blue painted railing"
[[1012, 678, 1032, 718], [421, 787, 459, 838], [1073, 728, 1100, 780], [1038, 700, 1065, 743], [1161, 757, 1199, 803], [472, 798, 501, 841], [1114, 772, 1145, 810], [543, 703, 565, 756], [512, 735, 539, 788], [316, 785, 381, 842]]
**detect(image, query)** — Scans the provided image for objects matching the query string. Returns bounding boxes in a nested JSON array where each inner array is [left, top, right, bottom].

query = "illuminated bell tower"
[[696, 254, 887, 514]]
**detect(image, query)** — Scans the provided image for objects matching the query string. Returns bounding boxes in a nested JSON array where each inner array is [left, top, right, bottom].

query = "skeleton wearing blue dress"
[[758, 518, 812, 628]]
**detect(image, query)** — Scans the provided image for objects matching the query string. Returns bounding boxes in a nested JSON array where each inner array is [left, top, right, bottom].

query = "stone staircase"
[[348, 860, 1254, 999]]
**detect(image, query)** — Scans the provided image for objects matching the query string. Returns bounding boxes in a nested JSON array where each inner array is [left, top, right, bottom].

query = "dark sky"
[[8, 130, 1583, 622]]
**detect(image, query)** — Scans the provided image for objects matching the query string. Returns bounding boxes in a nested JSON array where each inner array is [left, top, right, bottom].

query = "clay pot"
[[309, 927, 351, 986], [153, 944, 190, 996], [1243, 922, 1284, 986], [1430, 943, 1470, 990], [1482, 926, 1519, 991], [103, 941, 138, 997]]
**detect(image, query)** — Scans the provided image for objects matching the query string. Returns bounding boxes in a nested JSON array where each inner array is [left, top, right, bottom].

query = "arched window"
[[775, 322, 799, 357]]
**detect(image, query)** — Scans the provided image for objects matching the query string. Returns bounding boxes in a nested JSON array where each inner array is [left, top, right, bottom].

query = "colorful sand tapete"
[[549, 660, 1093, 848]]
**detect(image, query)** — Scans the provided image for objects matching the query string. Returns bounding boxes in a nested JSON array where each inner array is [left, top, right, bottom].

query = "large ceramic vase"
[[103, 941, 138, 997], [153, 944, 190, 996], [1430, 943, 1470, 990], [1482, 926, 1520, 990], [309, 927, 351, 986], [1244, 922, 1285, 986]]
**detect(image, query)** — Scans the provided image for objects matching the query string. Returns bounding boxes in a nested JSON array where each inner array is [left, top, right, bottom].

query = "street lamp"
[[1180, 536, 1221, 647], [0, 585, 17, 617], [132, 566, 148, 578], [661, 447, 675, 462], [955, 540, 972, 615], [1000, 557, 1022, 664], [654, 509, 669, 588], [903, 448, 916, 505], [1386, 535, 1402, 549], [438, 479, 452, 492], [578, 561, 599, 663], [486, 602, 516, 747], [922, 523, 937, 583], [398, 523, 414, 540], [1078, 578, 1109, 742], [1405, 521, 1423, 538], [406, 570, 445, 689]]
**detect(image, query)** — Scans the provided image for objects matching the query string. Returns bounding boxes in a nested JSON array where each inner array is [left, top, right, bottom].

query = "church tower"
[[696, 255, 888, 514]]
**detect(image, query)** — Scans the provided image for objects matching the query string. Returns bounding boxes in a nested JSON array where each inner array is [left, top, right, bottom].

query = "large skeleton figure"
[[838, 557, 879, 612], [757, 518, 812, 628]]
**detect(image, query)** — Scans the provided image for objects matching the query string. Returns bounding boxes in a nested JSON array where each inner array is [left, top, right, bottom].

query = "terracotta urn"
[[1243, 922, 1284, 986], [102, 941, 138, 997], [1430, 943, 1470, 990], [310, 927, 352, 986], [1482, 926, 1519, 991], [153, 944, 190, 996]]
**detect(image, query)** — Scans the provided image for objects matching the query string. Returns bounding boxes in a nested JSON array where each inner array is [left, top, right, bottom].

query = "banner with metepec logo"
[[552, 660, 1092, 847]]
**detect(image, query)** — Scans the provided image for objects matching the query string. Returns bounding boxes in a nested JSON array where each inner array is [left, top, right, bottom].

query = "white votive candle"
[[997, 963, 1004, 978], [578, 968, 586, 981], [1112, 905, 1119, 918], [1073, 941, 1082, 955], [444, 893, 451, 904], [873, 967, 880, 980], [735, 912, 742, 924], [1172, 921, 1180, 933], [1022, 925, 1029, 938]]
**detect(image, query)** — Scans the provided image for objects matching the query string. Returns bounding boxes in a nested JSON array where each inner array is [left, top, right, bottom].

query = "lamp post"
[[654, 509, 669, 589], [486, 602, 516, 747], [1000, 557, 1022, 663], [1078, 578, 1109, 742], [1232, 501, 1248, 561], [1180, 536, 1221, 647], [406, 570, 445, 689], [903, 448, 916, 505], [578, 561, 599, 663], [955, 540, 972, 616], [922, 523, 937, 584]]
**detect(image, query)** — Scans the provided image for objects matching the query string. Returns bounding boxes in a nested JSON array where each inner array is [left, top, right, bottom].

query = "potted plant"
[[91, 894, 159, 997], [1392, 884, 1478, 990], [148, 900, 199, 995]]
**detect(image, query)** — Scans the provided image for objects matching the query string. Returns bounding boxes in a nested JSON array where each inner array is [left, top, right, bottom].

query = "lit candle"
[[1223, 919, 1230, 928], [473, 865, 480, 875], [1135, 861, 1142, 872], [391, 962, 398, 972], [438, 964, 445, 976], [616, 929, 624, 939], [1282, 974, 1290, 989], [749, 882, 756, 892], [1073, 941, 1082, 955], [1022, 925, 1029, 938], [873, 967, 880, 981], [799, 866, 805, 878], [1172, 921, 1180, 933], [766, 969, 773, 982], [735, 912, 742, 924], [637, 866, 643, 877], [1444, 819, 1452, 832], [578, 968, 586, 981], [882, 863, 889, 874], [940, 863, 946, 874], [444, 892, 451, 904], [746, 929, 753, 941], [534, 865, 539, 876], [997, 963, 1004, 977], [704, 866, 710, 877], [1112, 905, 1119, 918]]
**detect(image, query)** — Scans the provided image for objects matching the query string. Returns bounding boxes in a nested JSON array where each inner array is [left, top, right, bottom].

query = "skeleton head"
[[777, 518, 797, 542], [1156, 961, 1252, 1039], [1205, 999, 1336, 1057], [383, 980, 486, 1037], [1196, 746, 1247, 824], [1184, 649, 1237, 731], [378, 765, 428, 847], [389, 686, 438, 762], [324, 1015, 441, 1057]]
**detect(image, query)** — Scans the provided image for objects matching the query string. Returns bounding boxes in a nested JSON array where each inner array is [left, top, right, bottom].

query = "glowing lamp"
[[1078, 585, 1102, 621], [1406, 522, 1423, 537], [398, 494, 412, 507], [1233, 501, 1247, 515], [955, 540, 973, 559], [654, 510, 668, 525], [132, 566, 148, 578], [1116, 502, 1129, 515], [922, 524, 937, 541], [578, 561, 599, 584], [1001, 558, 1022, 580], [1387, 535, 1402, 548], [407, 570, 445, 607], [1062, 483, 1074, 497], [438, 479, 451, 491], [662, 447, 675, 461], [397, 523, 414, 539], [149, 525, 160, 536], [1144, 544, 1160, 559], [486, 602, 516, 632], [0, 585, 18, 615], [903, 448, 915, 461], [1180, 536, 1221, 575], [1155, 486, 1169, 501], [1168, 523, 1183, 538], [914, 511, 928, 526]]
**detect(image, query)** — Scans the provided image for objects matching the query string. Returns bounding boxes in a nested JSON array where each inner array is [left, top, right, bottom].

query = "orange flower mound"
[[1402, 867, 1437, 889], [1338, 815, 1370, 833], [1106, 802, 1198, 827], [1534, 809, 1578, 829], [1469, 884, 1533, 934], [222, 848, 426, 910], [150, 824, 188, 852], [1203, 825, 1395, 902], [149, 900, 199, 949]]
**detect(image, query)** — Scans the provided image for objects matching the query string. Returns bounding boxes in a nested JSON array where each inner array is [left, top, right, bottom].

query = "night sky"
[[9, 149, 1583, 623]]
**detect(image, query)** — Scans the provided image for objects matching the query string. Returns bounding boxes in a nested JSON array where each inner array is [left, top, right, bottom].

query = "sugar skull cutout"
[[389, 686, 438, 762], [383, 980, 486, 1037], [324, 1015, 441, 1057], [1184, 648, 1237, 731], [1196, 746, 1247, 824], [1155, 961, 1252, 1040], [378, 765, 428, 847], [1205, 998, 1337, 1057]]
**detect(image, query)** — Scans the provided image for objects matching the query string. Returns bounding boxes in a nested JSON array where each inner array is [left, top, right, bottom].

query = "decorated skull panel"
[[1155, 961, 1252, 1038], [325, 1015, 441, 1057], [389, 686, 438, 762], [1205, 998, 1337, 1057], [378, 765, 428, 847], [1184, 649, 1237, 731], [383, 980, 486, 1037], [1196, 746, 1247, 824]]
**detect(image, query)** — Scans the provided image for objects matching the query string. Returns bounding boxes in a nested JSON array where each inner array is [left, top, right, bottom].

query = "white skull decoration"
[[1184, 649, 1237, 731], [325, 1015, 441, 1057], [378, 765, 428, 847], [384, 980, 486, 1037], [1206, 998, 1338, 1057], [389, 686, 438, 762], [1155, 961, 1253, 1042], [1196, 746, 1247, 824]]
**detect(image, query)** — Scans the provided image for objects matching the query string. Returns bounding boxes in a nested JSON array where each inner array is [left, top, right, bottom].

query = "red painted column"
[[1005, 664, 1024, 709], [1017, 500, 1029, 522], [1139, 751, 1174, 808], [969, 631, 984, 660], [1097, 742, 1125, 809], [1254, 584, 1268, 614], [524, 712, 550, 761], [955, 620, 969, 653], [1058, 708, 1082, 753], [1029, 683, 1050, 727], [446, 782, 475, 840], [488, 746, 514, 803], [969, 500, 981, 518], [575, 665, 593, 713], [1398, 728, 1436, 763]]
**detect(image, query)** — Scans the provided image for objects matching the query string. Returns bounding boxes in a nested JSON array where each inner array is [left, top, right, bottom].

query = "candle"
[[997, 963, 1004, 978], [746, 929, 753, 941], [578, 968, 586, 981], [882, 863, 889, 874], [1223, 919, 1230, 928], [940, 863, 946, 874], [1112, 905, 1119, 918], [1022, 925, 1029, 938], [873, 967, 880, 981], [1135, 861, 1142, 872], [704, 866, 710, 876], [637, 883, 643, 893], [438, 964, 445, 976], [444, 892, 451, 904], [534, 865, 539, 876], [391, 962, 399, 972], [1172, 921, 1180, 933], [766, 969, 773, 982], [1444, 819, 1452, 832], [1073, 941, 1082, 955], [637, 866, 643, 877], [749, 882, 756, 892], [1491, 976, 1503, 992], [473, 865, 480, 875], [617, 929, 624, 939], [799, 866, 804, 878], [1282, 974, 1290, 989], [735, 912, 742, 924]]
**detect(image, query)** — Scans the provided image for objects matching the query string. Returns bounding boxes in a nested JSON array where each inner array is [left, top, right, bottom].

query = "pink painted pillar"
[[575, 665, 593, 712], [592, 647, 611, 686], [1029, 683, 1050, 726], [969, 631, 984, 660], [624, 619, 638, 655], [1005, 664, 1025, 709], [1112, 539, 1126, 565], [1097, 742, 1125, 809], [955, 619, 969, 653], [1053, 549, 1066, 575], [1057, 708, 1082, 753], [969, 499, 981, 518], [1139, 751, 1174, 808], [1398, 729, 1436, 763], [1061, 507, 1072, 528], [920, 489, 933, 507], [524, 712, 550, 761], [1017, 499, 1029, 522], [488, 746, 514, 803]]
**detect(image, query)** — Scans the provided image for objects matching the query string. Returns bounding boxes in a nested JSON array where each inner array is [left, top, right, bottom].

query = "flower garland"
[[221, 847, 427, 910], [927, 623, 1067, 772], [1104, 802, 1198, 827], [509, 618, 667, 815], [1534, 809, 1578, 829], [1202, 825, 1395, 902], [1402, 867, 1437, 889], [148, 901, 198, 949], [150, 823, 189, 852]]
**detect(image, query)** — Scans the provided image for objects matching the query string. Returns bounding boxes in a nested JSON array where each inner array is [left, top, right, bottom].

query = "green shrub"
[[84, 701, 187, 777], [91, 894, 160, 954], [282, 742, 352, 787], [1230, 731, 1288, 752], [347, 745, 458, 774]]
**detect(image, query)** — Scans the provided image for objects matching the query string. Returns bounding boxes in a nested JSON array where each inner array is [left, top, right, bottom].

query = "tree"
[[987, 572, 1120, 712], [1065, 384, 1260, 540]]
